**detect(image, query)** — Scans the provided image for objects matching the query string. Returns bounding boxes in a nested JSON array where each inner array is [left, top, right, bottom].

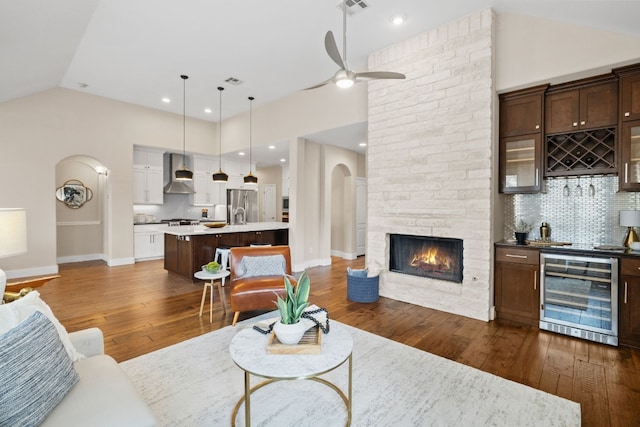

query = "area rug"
[[120, 317, 580, 426]]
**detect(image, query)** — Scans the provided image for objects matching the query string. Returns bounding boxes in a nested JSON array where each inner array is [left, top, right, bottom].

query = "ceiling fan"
[[305, 0, 406, 90]]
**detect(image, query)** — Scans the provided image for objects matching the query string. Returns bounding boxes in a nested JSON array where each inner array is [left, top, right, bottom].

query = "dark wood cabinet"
[[620, 258, 640, 348], [545, 78, 617, 134], [615, 64, 640, 122], [499, 86, 546, 194], [164, 228, 289, 281], [499, 85, 546, 138], [619, 120, 640, 191], [494, 247, 540, 325]]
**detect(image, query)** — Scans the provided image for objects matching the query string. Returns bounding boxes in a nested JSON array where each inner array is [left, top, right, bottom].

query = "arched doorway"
[[330, 164, 355, 259], [55, 156, 110, 263]]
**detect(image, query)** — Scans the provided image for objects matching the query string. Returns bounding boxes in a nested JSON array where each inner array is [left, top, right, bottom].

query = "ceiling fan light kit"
[[176, 74, 193, 181], [306, 0, 405, 90], [213, 86, 229, 183]]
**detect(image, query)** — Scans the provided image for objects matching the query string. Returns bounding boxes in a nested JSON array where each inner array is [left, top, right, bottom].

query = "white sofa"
[[40, 327, 156, 427]]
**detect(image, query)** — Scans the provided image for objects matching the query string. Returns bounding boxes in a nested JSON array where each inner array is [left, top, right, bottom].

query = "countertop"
[[160, 222, 289, 236], [496, 240, 640, 258]]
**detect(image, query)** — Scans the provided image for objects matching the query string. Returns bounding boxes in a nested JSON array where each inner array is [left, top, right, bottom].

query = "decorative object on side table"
[[514, 219, 532, 245], [620, 210, 640, 248], [202, 261, 220, 274], [273, 271, 311, 345]]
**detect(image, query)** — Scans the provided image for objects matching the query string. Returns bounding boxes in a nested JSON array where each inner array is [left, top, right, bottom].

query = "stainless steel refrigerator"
[[227, 189, 258, 224]]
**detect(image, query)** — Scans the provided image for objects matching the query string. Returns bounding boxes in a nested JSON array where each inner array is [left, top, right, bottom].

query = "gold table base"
[[231, 353, 352, 427]]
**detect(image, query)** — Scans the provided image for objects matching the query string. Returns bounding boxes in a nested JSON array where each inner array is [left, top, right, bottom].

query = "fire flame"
[[410, 247, 451, 271]]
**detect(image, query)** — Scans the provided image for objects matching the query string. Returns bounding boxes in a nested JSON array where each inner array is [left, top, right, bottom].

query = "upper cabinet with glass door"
[[499, 85, 548, 193], [616, 64, 640, 191]]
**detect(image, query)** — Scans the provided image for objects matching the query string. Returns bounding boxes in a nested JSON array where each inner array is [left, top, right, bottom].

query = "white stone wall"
[[366, 9, 495, 321]]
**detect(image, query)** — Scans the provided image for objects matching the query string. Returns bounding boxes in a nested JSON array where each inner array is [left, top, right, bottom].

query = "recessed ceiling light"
[[359, 142, 367, 147], [391, 14, 406, 25], [238, 152, 246, 156], [280, 158, 286, 163], [162, 97, 171, 103], [268, 145, 275, 150], [204, 108, 212, 113]]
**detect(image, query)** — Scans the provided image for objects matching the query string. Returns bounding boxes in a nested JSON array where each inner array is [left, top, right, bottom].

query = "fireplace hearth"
[[389, 234, 463, 283]]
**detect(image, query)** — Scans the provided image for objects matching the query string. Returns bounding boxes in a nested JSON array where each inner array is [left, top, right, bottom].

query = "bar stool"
[[215, 247, 231, 271], [194, 269, 230, 323]]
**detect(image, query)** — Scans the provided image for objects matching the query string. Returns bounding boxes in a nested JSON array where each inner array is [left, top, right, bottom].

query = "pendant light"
[[243, 96, 258, 185], [175, 75, 193, 181], [212, 86, 229, 182]]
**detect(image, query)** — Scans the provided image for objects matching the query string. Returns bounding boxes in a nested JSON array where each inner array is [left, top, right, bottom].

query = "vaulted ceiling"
[[2, 0, 640, 165]]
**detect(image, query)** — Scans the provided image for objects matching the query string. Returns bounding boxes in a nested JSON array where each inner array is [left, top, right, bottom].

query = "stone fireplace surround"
[[366, 9, 495, 321]]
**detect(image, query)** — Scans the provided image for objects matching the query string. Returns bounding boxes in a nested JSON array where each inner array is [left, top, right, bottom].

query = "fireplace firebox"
[[389, 234, 463, 283]]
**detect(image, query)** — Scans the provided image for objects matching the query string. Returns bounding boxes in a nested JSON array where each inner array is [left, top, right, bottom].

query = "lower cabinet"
[[494, 247, 540, 326], [134, 230, 164, 260], [620, 258, 640, 348]]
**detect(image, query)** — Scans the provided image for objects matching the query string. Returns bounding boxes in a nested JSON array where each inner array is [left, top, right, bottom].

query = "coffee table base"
[[231, 353, 352, 427]]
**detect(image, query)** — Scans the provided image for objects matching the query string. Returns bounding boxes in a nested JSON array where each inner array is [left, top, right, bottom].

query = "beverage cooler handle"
[[624, 281, 628, 304]]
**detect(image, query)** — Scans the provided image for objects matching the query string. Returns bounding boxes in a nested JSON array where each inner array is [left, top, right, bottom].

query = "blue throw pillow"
[[347, 267, 368, 278], [0, 311, 79, 427]]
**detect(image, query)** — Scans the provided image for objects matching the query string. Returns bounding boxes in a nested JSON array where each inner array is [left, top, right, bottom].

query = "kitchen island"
[[162, 222, 289, 282]]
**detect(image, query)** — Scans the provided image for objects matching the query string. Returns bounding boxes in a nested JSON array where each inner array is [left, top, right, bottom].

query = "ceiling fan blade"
[[303, 79, 332, 91], [324, 31, 346, 69], [356, 71, 406, 81]]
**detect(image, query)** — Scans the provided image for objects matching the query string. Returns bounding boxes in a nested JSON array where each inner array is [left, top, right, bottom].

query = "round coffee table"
[[229, 322, 353, 426], [193, 269, 229, 322]]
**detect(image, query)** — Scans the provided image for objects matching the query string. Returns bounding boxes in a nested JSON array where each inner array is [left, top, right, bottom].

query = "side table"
[[194, 270, 229, 322], [229, 322, 353, 426]]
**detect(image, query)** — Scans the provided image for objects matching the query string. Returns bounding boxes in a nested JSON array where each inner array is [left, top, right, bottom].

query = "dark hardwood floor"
[[36, 257, 640, 426]]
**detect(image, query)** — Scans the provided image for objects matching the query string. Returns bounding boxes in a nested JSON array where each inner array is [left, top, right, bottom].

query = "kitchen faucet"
[[234, 207, 246, 225]]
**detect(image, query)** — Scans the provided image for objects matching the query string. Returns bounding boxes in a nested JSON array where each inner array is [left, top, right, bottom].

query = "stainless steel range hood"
[[164, 153, 195, 194]]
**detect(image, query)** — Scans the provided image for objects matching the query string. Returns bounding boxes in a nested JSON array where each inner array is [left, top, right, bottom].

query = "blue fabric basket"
[[347, 274, 379, 303]]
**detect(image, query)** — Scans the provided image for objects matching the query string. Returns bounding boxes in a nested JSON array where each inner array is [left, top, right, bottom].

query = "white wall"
[[496, 13, 640, 92]]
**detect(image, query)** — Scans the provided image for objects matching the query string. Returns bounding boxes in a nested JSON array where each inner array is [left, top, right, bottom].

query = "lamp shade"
[[620, 210, 640, 227], [0, 208, 27, 258]]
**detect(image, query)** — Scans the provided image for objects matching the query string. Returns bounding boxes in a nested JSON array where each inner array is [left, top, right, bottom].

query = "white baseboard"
[[108, 257, 135, 267], [4, 265, 59, 280], [57, 253, 105, 264], [330, 250, 357, 260], [293, 257, 332, 273]]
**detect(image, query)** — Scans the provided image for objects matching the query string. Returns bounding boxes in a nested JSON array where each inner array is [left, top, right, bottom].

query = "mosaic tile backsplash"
[[504, 175, 640, 245]]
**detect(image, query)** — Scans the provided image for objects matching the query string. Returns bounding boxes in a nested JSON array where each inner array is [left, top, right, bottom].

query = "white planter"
[[273, 320, 307, 345]]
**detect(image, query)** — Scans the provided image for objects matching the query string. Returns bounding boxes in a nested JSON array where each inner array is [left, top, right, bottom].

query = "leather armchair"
[[229, 245, 295, 325]]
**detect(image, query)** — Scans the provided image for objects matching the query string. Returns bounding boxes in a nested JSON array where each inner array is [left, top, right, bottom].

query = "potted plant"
[[514, 219, 532, 245], [273, 270, 311, 345]]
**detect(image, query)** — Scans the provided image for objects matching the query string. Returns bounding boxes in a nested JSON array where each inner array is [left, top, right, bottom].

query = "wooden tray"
[[267, 326, 322, 354]]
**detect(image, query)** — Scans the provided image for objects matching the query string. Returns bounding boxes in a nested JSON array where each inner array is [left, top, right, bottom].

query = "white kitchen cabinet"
[[134, 225, 165, 260], [191, 155, 225, 206], [133, 148, 164, 204]]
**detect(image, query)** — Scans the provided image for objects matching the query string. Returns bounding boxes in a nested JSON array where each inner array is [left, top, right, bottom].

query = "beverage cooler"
[[539, 253, 618, 346]]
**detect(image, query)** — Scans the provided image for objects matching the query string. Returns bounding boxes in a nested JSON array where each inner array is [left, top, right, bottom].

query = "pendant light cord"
[[218, 87, 224, 171], [248, 96, 254, 173], [182, 76, 186, 160]]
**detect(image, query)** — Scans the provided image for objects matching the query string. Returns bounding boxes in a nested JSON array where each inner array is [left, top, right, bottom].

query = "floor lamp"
[[0, 208, 27, 301]]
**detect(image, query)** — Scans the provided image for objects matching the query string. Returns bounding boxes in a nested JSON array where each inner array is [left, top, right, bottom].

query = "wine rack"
[[545, 127, 616, 177]]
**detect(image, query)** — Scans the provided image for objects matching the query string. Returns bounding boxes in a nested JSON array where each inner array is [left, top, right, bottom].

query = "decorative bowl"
[[202, 264, 220, 274], [630, 242, 640, 251], [203, 222, 227, 228]]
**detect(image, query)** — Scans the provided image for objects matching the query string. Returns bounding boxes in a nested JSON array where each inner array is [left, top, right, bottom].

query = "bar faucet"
[[234, 207, 246, 225]]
